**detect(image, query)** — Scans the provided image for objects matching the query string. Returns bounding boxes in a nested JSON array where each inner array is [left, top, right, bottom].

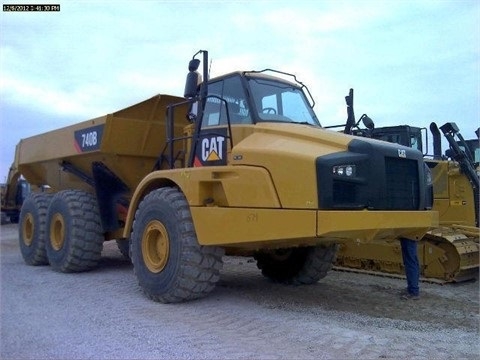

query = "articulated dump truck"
[[334, 100, 479, 283], [10, 50, 437, 303]]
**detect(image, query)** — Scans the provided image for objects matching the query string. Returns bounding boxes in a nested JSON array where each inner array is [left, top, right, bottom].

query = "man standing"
[[400, 237, 420, 300]]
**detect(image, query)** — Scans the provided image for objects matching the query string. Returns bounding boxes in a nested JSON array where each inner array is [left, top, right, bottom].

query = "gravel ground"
[[1, 222, 479, 359]]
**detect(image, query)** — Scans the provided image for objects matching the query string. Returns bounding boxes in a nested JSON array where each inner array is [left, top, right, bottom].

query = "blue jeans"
[[400, 238, 420, 296]]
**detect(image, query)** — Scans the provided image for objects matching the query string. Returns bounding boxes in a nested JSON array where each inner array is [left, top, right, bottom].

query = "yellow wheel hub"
[[142, 220, 170, 273], [22, 213, 34, 246], [50, 213, 65, 251], [270, 248, 293, 261]]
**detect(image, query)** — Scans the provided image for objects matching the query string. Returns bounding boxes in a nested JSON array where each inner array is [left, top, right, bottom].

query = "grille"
[[385, 157, 419, 210], [333, 181, 357, 207]]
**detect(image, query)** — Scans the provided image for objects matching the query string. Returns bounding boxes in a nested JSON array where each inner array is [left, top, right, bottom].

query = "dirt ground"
[[1, 222, 479, 359]]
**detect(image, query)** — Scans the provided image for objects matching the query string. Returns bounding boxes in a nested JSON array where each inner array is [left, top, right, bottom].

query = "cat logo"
[[398, 149, 407, 158], [194, 128, 228, 167], [202, 136, 225, 162]]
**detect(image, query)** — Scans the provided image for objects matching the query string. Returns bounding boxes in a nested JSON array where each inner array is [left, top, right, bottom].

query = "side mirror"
[[184, 59, 202, 98], [361, 115, 374, 130], [359, 114, 374, 130], [184, 72, 199, 98], [189, 58, 200, 72]]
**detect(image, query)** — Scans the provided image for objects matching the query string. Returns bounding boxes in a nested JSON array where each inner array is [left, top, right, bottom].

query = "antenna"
[[208, 58, 212, 80]]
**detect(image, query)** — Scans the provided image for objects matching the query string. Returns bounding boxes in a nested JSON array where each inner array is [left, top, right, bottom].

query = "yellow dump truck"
[[10, 50, 437, 303]]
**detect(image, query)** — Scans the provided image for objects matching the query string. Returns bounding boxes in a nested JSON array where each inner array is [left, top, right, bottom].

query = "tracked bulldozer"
[[333, 89, 479, 282]]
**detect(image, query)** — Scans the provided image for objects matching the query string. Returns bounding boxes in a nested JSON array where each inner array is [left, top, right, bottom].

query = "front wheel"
[[254, 244, 339, 285], [130, 187, 224, 303]]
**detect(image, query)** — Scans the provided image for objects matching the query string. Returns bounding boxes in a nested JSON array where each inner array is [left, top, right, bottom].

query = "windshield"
[[247, 77, 320, 126]]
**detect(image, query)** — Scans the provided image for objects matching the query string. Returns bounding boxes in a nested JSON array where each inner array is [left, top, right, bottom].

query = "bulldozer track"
[[335, 226, 479, 284], [333, 266, 451, 285]]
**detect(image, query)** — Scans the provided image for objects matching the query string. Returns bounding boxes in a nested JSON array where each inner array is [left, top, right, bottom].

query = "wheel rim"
[[22, 213, 34, 246], [50, 213, 65, 251], [142, 220, 170, 273], [270, 248, 293, 261]]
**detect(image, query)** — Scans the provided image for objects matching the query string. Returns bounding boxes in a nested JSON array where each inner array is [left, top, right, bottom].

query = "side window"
[[204, 99, 223, 126], [410, 135, 421, 151], [203, 82, 224, 127], [202, 76, 252, 128]]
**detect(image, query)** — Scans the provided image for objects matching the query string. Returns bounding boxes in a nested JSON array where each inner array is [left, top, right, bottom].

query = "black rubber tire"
[[18, 193, 52, 265], [254, 244, 339, 285], [130, 187, 224, 303], [45, 190, 104, 273]]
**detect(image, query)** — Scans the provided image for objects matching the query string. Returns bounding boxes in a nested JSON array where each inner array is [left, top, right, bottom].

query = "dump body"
[[16, 94, 190, 193]]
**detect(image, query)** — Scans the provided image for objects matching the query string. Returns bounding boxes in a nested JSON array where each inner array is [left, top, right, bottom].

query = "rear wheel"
[[18, 193, 52, 265], [131, 187, 224, 303], [45, 190, 104, 272], [254, 244, 339, 285]]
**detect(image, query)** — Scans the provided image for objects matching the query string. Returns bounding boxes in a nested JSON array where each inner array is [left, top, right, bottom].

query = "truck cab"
[[370, 125, 425, 154]]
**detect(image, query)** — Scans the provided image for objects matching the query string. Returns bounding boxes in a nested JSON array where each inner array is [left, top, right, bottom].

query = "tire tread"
[[132, 187, 224, 303], [46, 190, 104, 273]]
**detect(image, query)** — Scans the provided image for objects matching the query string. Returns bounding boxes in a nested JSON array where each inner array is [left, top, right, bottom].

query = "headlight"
[[333, 165, 356, 177]]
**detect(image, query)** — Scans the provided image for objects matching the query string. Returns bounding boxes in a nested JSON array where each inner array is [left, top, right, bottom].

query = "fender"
[[122, 165, 281, 239]]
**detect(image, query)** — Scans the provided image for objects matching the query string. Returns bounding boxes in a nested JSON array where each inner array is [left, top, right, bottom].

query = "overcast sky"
[[0, 0, 478, 182]]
